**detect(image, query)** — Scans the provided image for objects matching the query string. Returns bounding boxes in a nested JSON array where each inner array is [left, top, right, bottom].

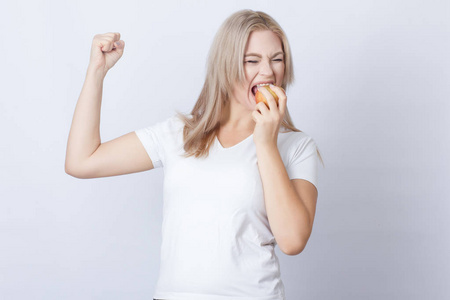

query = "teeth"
[[252, 83, 274, 95]]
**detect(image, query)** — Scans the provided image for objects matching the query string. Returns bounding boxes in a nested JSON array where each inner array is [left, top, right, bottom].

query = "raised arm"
[[65, 33, 154, 179]]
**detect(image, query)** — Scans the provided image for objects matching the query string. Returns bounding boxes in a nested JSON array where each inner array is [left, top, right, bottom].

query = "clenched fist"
[[88, 32, 125, 75]]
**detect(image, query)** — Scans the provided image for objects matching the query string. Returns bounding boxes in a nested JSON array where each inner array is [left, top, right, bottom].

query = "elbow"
[[281, 244, 305, 256], [281, 224, 315, 256], [65, 161, 89, 179], [65, 166, 83, 179], [280, 238, 308, 256], [65, 161, 73, 176]]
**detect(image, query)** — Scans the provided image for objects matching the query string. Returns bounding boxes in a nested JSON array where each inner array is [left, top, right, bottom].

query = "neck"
[[219, 100, 255, 133]]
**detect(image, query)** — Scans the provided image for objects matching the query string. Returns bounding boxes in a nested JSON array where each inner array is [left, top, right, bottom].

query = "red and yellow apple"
[[255, 86, 279, 107]]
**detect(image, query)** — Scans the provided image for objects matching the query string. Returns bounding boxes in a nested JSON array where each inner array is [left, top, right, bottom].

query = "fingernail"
[[115, 41, 120, 46]]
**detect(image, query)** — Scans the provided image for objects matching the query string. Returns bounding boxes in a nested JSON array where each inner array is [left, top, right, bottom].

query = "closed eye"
[[245, 59, 283, 63]]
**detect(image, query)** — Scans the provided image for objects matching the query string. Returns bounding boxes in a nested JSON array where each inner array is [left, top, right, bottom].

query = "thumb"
[[114, 40, 125, 53]]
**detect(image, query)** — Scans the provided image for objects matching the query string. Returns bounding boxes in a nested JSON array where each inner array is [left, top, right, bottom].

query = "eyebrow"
[[244, 51, 284, 58]]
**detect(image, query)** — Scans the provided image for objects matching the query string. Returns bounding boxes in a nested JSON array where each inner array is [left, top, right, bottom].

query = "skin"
[[66, 30, 318, 255], [219, 30, 285, 136], [220, 30, 318, 255]]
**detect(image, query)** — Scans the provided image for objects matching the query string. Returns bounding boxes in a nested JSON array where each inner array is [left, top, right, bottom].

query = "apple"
[[255, 86, 279, 107]]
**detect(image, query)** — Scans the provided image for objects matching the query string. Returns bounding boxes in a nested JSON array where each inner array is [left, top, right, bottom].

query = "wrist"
[[86, 64, 107, 79], [255, 142, 279, 154]]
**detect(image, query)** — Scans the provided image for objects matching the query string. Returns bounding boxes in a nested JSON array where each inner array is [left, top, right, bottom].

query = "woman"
[[65, 9, 323, 300]]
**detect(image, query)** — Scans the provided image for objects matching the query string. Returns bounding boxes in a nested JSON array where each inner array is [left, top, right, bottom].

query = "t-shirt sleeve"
[[134, 117, 173, 169], [286, 136, 319, 190]]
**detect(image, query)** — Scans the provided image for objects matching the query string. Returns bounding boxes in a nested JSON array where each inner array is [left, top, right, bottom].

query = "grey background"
[[1, 0, 449, 299]]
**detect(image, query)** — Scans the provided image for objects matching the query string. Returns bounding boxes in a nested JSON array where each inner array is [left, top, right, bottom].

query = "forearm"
[[65, 66, 106, 171], [256, 144, 312, 254]]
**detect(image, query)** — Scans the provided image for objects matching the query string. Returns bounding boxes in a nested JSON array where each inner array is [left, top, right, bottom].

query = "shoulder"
[[136, 113, 185, 141], [278, 130, 317, 152], [277, 130, 319, 167], [280, 130, 320, 186], [154, 113, 185, 131]]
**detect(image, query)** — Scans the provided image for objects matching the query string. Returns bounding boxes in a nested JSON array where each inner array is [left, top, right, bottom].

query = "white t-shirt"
[[135, 114, 319, 300]]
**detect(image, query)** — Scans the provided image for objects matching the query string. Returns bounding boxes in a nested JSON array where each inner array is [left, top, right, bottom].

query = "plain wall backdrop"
[[1, 0, 449, 299]]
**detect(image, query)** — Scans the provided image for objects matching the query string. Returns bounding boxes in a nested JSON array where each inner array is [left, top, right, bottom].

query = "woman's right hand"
[[88, 32, 125, 74]]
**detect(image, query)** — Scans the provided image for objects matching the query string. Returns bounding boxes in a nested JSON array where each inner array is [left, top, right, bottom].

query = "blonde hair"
[[175, 9, 324, 166]]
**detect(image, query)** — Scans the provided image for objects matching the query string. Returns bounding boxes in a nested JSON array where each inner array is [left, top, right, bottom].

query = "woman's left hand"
[[252, 84, 287, 147]]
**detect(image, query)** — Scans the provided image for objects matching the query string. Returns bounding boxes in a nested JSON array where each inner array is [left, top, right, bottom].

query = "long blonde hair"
[[175, 9, 324, 166]]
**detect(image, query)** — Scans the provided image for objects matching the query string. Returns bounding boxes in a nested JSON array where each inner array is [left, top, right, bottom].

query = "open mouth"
[[251, 85, 258, 96], [251, 83, 273, 96]]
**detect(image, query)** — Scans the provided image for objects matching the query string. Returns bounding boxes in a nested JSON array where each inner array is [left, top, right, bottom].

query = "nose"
[[259, 59, 274, 77]]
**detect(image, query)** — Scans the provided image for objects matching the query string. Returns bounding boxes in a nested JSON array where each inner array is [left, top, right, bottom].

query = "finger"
[[99, 34, 120, 50], [104, 32, 121, 41], [103, 38, 120, 52], [252, 110, 262, 123], [112, 33, 121, 47], [110, 32, 123, 50], [270, 84, 287, 115], [258, 86, 278, 112], [255, 101, 269, 115], [100, 38, 115, 52], [269, 84, 286, 99], [112, 40, 123, 50], [100, 34, 117, 49], [279, 95, 286, 117]]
